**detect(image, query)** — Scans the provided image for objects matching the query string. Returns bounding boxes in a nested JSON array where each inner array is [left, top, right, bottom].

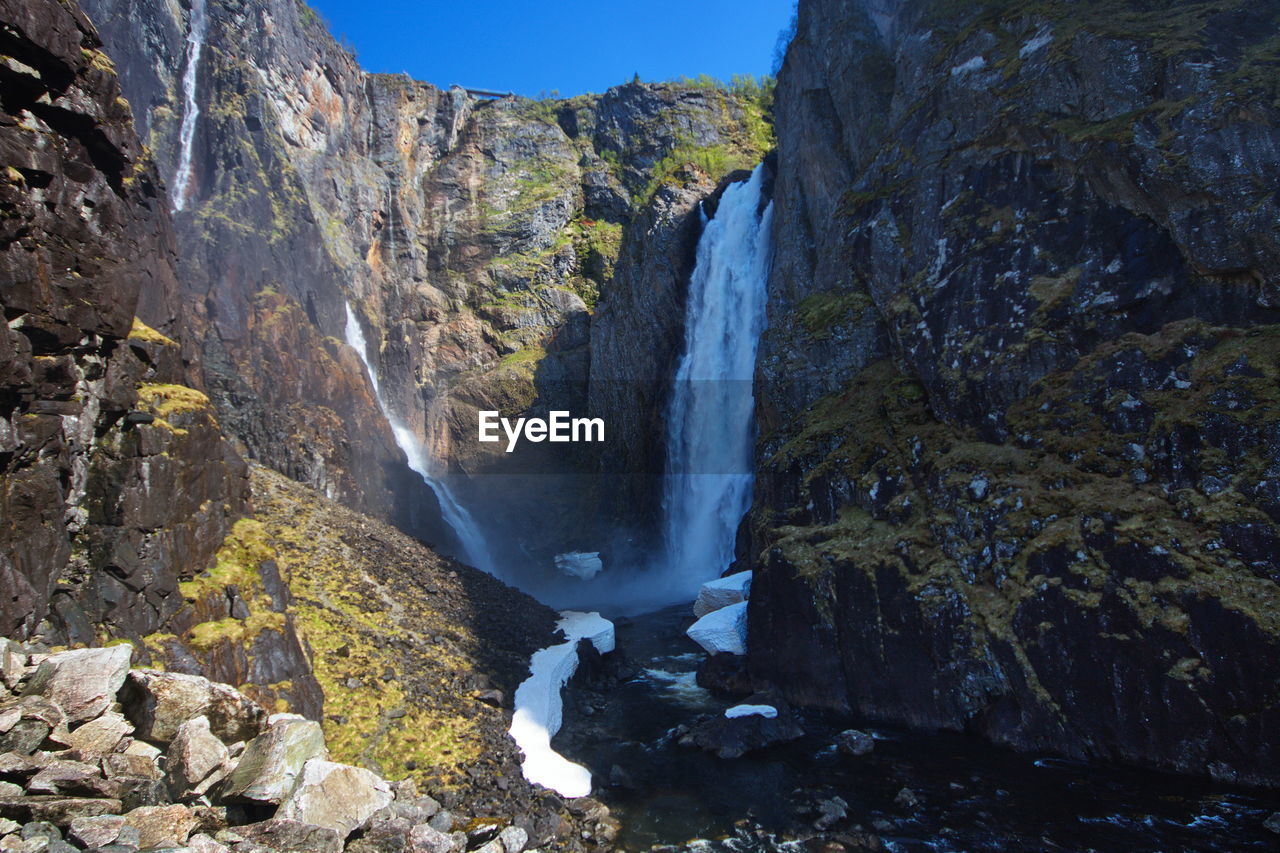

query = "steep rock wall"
[[750, 0, 1280, 786], [0, 0, 329, 719], [0, 0, 245, 643], [83, 0, 773, 569]]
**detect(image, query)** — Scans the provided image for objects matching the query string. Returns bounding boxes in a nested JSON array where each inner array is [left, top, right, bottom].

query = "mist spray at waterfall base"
[[536, 165, 773, 616]]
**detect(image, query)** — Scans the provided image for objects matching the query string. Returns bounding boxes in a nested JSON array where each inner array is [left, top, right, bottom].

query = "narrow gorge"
[[2, 0, 1280, 851]]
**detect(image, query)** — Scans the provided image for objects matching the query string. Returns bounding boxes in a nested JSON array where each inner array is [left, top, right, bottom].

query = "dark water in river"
[[553, 605, 1280, 852]]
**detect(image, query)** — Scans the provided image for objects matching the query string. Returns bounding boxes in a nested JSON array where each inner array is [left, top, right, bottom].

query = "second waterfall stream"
[[343, 303, 498, 577]]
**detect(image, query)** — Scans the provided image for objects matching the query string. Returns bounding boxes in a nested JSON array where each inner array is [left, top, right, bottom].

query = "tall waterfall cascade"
[[343, 303, 499, 577], [659, 164, 774, 605], [171, 0, 208, 212]]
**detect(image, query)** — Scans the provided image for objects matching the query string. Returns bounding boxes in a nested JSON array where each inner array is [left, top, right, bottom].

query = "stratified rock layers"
[[749, 0, 1280, 786]]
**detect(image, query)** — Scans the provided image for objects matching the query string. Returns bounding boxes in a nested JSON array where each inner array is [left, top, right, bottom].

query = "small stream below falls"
[[554, 606, 1280, 852]]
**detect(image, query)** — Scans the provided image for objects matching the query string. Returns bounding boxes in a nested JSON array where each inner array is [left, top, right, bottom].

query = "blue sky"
[[307, 0, 795, 98]]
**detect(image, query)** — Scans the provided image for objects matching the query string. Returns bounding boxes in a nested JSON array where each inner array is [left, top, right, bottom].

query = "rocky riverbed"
[[555, 606, 1280, 852]]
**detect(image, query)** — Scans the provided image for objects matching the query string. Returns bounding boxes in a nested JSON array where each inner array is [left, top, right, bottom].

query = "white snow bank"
[[725, 704, 777, 719], [554, 552, 604, 581], [693, 570, 752, 618], [686, 601, 747, 655], [509, 611, 614, 798]]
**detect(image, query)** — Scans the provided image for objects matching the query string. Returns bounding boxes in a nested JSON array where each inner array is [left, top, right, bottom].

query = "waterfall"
[[658, 165, 773, 605], [171, 0, 208, 212], [343, 303, 499, 577]]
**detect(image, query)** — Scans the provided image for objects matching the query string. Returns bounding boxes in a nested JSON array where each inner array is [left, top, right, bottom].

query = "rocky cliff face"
[[0, 0, 247, 649], [749, 0, 1280, 786], [81, 0, 773, 570]]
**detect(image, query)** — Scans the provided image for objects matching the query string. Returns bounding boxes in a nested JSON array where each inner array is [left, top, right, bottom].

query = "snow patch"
[[1020, 28, 1054, 58], [692, 570, 752, 618], [509, 611, 614, 798], [950, 56, 987, 77], [686, 601, 747, 655], [725, 704, 778, 719]]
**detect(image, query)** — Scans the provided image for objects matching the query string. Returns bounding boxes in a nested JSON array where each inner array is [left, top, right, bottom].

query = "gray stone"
[[26, 759, 117, 798], [166, 717, 230, 800], [1, 642, 25, 692], [0, 796, 124, 826], [63, 712, 133, 757], [22, 647, 131, 723], [407, 823, 454, 853], [119, 671, 265, 746], [236, 819, 342, 853], [835, 729, 875, 757], [68, 814, 125, 848], [222, 716, 325, 804], [499, 825, 529, 853], [275, 759, 392, 835], [122, 805, 197, 849]]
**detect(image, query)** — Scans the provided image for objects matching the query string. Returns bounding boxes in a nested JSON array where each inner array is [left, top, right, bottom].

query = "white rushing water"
[[171, 0, 208, 212], [343, 303, 498, 576], [657, 164, 773, 606]]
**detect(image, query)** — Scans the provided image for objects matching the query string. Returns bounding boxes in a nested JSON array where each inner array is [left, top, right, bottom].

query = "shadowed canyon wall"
[[748, 0, 1280, 786]]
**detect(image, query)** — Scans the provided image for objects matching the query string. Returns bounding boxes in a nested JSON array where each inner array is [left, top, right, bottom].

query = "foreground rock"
[[22, 648, 132, 724], [0, 639, 591, 852], [275, 759, 393, 835], [681, 695, 805, 759], [120, 671, 266, 745]]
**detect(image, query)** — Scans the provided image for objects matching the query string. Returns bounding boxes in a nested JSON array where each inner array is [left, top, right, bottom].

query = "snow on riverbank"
[[510, 611, 614, 797]]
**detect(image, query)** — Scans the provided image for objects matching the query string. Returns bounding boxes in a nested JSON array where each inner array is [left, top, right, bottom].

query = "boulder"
[[685, 694, 804, 759], [62, 712, 133, 757], [408, 823, 457, 853], [122, 804, 198, 849], [836, 729, 875, 757], [275, 759, 393, 835], [0, 796, 123, 826], [685, 601, 747, 655], [692, 571, 752, 618], [68, 814, 125, 848], [103, 751, 163, 783], [236, 818, 343, 853], [187, 833, 232, 853], [0, 696, 65, 754], [222, 715, 326, 804], [498, 825, 529, 853], [21, 647, 132, 723], [119, 670, 266, 745], [27, 759, 118, 798], [166, 716, 230, 800], [1, 642, 24, 691]]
